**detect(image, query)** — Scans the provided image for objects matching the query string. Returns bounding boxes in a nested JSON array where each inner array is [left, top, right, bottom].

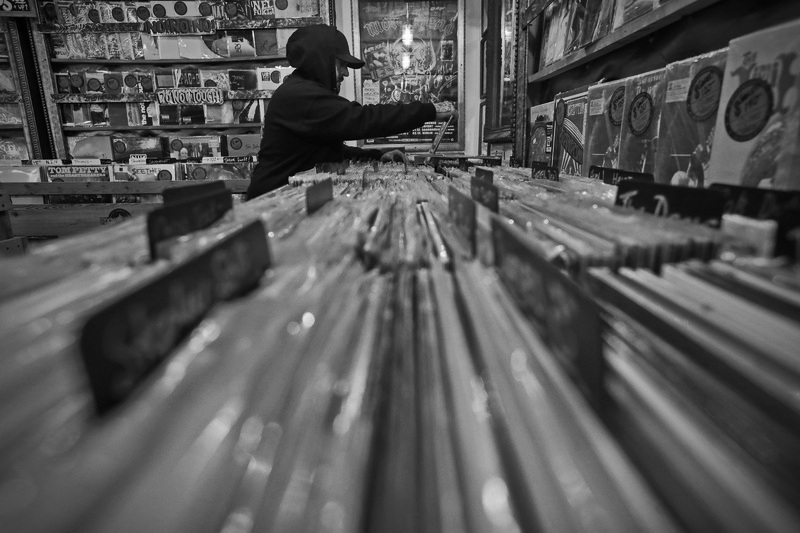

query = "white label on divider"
[[129, 154, 148, 165], [589, 98, 604, 116], [72, 158, 102, 165], [666, 78, 691, 103], [202, 157, 224, 164], [33, 159, 63, 166]]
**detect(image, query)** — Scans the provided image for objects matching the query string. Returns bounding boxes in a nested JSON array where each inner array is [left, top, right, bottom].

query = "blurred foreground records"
[[0, 163, 798, 533]]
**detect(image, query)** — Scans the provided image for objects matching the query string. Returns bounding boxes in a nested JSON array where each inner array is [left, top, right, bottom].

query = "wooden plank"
[[64, 124, 261, 132], [528, 0, 722, 84], [0, 191, 12, 240], [0, 236, 28, 256], [1, 180, 251, 196], [9, 204, 158, 238]]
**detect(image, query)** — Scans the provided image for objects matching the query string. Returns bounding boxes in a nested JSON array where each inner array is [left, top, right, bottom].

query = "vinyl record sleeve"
[[708, 19, 800, 190], [553, 88, 588, 176], [656, 49, 728, 186], [585, 79, 627, 170], [527, 101, 554, 166], [618, 69, 666, 175]]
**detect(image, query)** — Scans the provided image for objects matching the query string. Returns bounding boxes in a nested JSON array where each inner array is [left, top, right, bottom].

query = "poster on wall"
[[356, 0, 459, 146]]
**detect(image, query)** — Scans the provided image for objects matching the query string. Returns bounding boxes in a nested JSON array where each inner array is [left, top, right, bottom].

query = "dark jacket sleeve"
[[289, 88, 436, 142], [342, 145, 383, 161]]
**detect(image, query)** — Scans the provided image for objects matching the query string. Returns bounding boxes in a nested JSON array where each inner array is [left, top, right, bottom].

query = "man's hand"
[[380, 149, 408, 164], [434, 101, 457, 121]]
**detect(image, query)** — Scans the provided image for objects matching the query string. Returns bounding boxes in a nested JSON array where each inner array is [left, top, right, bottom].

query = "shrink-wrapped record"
[[656, 49, 728, 186]]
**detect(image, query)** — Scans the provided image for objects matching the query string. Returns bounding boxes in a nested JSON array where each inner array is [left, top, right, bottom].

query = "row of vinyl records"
[[0, 162, 798, 532], [537, 0, 671, 69], [532, 17, 800, 191]]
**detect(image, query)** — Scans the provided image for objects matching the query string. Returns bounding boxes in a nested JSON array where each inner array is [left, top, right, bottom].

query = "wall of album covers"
[[31, 0, 333, 165]]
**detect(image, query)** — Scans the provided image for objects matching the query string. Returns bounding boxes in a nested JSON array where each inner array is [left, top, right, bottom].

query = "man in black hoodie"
[[246, 24, 456, 200]]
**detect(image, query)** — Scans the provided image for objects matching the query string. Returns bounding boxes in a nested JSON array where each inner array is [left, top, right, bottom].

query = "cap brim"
[[335, 53, 365, 69]]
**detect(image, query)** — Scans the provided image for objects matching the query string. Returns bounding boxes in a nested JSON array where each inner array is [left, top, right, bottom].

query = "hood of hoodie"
[[286, 24, 361, 92]]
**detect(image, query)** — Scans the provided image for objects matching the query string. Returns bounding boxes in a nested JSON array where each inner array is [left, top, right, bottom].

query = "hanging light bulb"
[[402, 3, 413, 47]]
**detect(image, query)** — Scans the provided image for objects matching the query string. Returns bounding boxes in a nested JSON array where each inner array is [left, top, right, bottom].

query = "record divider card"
[[491, 217, 606, 409], [306, 178, 333, 214], [615, 180, 725, 228], [80, 219, 271, 414], [147, 184, 234, 260]]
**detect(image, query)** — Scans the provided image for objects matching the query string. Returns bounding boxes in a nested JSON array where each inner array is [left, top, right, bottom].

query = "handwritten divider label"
[[470, 176, 499, 213], [148, 189, 233, 260], [80, 219, 270, 414], [448, 186, 476, 256], [306, 178, 334, 214], [129, 154, 148, 165], [491, 218, 605, 408], [530, 161, 560, 181], [201, 156, 225, 164], [71, 158, 103, 166], [589, 165, 654, 185], [615, 181, 725, 227], [162, 180, 226, 205], [146, 17, 216, 36], [474, 166, 494, 183], [32, 159, 65, 166], [710, 183, 800, 258], [156, 87, 224, 106]]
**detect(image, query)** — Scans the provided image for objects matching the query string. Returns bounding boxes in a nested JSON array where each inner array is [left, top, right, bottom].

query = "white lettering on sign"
[[156, 88, 224, 106]]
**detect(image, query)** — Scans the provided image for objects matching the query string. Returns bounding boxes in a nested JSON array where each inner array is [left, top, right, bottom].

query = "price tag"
[[306, 178, 334, 214], [202, 156, 225, 164], [491, 217, 605, 408], [71, 158, 103, 166], [448, 186, 476, 256], [129, 154, 148, 165], [474, 166, 494, 183], [710, 183, 800, 258], [615, 180, 725, 227], [80, 219, 270, 414], [531, 161, 559, 181], [589, 165, 653, 186], [147, 188, 233, 260], [470, 176, 498, 213]]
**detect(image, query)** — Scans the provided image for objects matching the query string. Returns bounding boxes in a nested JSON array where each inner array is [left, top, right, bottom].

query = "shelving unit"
[[31, 0, 333, 159], [514, 0, 800, 164]]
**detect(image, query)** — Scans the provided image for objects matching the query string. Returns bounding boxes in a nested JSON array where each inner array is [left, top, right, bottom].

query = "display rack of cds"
[[31, 0, 333, 162]]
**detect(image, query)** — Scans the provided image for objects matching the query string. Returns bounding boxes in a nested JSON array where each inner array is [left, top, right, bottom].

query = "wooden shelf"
[[528, 0, 722, 84], [53, 89, 275, 104], [50, 56, 289, 65], [63, 124, 261, 132], [1, 180, 250, 195], [37, 17, 323, 34]]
